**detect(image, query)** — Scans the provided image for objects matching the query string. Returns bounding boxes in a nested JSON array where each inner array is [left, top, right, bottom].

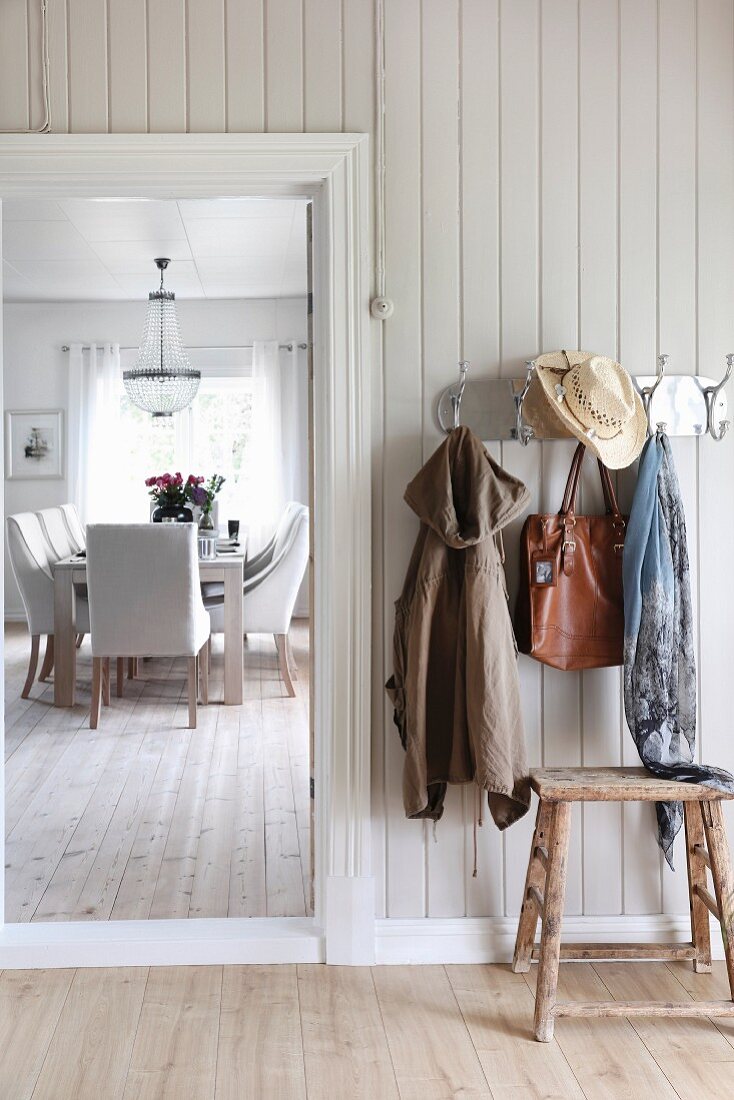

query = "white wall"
[[2, 0, 734, 928], [3, 297, 308, 615]]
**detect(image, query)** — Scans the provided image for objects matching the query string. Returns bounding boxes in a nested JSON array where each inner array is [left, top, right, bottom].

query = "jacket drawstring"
[[472, 784, 484, 878]]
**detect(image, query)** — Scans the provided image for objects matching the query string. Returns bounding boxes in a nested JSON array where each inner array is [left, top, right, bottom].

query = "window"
[[117, 355, 255, 529]]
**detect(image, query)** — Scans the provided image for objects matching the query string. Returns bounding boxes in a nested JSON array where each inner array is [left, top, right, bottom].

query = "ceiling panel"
[[2, 197, 307, 301], [194, 257, 287, 281], [2, 220, 96, 263], [183, 217, 294, 258], [89, 239, 194, 272], [178, 198, 298, 220], [59, 198, 187, 239], [9, 259, 120, 292], [2, 199, 67, 221]]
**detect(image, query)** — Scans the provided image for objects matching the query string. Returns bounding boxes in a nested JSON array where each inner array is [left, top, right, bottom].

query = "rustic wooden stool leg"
[[684, 800, 712, 973], [702, 800, 734, 999], [533, 800, 572, 1043], [512, 799, 553, 973]]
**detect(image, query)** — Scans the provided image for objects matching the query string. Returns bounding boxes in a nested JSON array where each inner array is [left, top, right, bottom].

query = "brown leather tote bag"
[[514, 443, 627, 671]]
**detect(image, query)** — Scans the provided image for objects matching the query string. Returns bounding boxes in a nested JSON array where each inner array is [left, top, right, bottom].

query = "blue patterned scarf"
[[623, 432, 734, 868]]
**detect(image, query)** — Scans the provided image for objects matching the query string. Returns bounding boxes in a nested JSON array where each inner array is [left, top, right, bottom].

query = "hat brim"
[[534, 351, 647, 469]]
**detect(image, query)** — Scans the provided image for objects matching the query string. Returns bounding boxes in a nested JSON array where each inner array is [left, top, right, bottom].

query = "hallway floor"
[[0, 960, 731, 1098], [4, 621, 311, 923]]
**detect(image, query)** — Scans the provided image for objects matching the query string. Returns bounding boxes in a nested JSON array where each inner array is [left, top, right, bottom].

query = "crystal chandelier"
[[123, 258, 201, 417]]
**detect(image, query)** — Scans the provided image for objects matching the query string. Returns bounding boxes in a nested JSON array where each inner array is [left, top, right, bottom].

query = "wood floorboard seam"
[[294, 965, 311, 1100], [368, 968, 402, 1098], [663, 959, 734, 1053], [101, 674, 187, 921], [28, 969, 79, 1100], [29, 669, 156, 921], [32, 689, 154, 922]]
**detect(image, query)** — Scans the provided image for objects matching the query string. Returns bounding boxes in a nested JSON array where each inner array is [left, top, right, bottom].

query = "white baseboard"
[[325, 875, 375, 965], [374, 915, 724, 965], [0, 917, 324, 969], [0, 913, 722, 969]]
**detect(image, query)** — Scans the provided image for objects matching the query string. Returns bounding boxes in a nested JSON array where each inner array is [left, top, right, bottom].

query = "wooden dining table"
[[52, 551, 245, 707]]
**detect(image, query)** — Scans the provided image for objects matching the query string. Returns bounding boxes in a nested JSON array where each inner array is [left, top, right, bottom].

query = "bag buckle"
[[563, 539, 576, 552]]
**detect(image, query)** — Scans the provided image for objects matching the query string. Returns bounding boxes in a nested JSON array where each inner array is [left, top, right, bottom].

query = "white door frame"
[[0, 133, 373, 967]]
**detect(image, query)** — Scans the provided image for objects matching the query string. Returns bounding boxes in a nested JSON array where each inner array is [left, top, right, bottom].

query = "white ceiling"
[[1, 198, 308, 302]]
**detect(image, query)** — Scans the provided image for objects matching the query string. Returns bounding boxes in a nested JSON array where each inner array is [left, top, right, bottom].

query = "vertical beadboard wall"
[[1, 0, 733, 920]]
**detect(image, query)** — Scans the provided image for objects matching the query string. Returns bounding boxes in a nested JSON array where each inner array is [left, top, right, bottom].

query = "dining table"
[[52, 548, 246, 707]]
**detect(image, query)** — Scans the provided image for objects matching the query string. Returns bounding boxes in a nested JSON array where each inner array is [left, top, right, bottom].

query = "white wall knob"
[[370, 296, 394, 320]]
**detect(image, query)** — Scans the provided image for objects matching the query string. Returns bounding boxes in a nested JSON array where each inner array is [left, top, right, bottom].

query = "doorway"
[[0, 133, 372, 967], [4, 195, 312, 923]]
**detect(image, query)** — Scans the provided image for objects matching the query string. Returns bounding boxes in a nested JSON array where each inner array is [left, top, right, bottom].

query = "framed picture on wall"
[[5, 410, 64, 480]]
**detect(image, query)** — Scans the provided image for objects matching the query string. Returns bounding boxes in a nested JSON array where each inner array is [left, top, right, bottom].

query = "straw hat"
[[534, 350, 646, 469]]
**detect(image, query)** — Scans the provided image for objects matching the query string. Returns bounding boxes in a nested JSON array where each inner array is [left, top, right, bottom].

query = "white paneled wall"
[[2, 0, 734, 922]]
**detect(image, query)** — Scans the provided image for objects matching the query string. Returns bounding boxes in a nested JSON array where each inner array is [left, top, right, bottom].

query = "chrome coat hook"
[[514, 360, 536, 446], [640, 353, 668, 435], [450, 361, 470, 429], [703, 354, 733, 442]]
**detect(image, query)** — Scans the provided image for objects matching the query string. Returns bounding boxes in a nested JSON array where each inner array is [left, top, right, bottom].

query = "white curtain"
[[68, 343, 122, 524], [248, 340, 286, 552], [280, 342, 309, 507]]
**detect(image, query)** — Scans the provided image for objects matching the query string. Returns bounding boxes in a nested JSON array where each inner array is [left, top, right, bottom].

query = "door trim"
[[0, 133, 373, 966]]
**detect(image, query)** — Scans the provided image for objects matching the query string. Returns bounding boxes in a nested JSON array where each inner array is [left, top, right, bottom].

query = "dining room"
[[2, 195, 313, 925]]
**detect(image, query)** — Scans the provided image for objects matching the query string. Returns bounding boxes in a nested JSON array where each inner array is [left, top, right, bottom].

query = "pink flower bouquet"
[[145, 471, 187, 509]]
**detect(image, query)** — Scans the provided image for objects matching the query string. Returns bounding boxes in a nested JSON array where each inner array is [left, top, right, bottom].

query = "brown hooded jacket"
[[386, 427, 531, 829]]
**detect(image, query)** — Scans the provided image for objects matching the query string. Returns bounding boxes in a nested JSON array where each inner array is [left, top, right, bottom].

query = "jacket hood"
[[404, 426, 530, 548]]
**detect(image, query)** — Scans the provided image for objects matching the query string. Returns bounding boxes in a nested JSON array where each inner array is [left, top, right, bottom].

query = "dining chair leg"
[[39, 634, 55, 682], [76, 633, 85, 649], [102, 657, 111, 706], [90, 657, 103, 729], [199, 643, 209, 705], [116, 657, 124, 698], [127, 657, 135, 680], [187, 657, 198, 729], [206, 636, 211, 676], [22, 634, 41, 699], [274, 634, 296, 697], [286, 636, 298, 682]]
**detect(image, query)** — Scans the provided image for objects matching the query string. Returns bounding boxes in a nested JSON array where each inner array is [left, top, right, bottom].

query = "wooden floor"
[[4, 621, 310, 923], [1, 960, 734, 1099]]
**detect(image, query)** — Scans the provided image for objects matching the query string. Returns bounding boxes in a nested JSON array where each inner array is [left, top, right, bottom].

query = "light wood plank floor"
[[4, 621, 311, 923], [1, 961, 733, 1099]]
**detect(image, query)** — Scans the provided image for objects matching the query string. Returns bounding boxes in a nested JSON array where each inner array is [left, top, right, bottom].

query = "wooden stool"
[[512, 767, 734, 1042]]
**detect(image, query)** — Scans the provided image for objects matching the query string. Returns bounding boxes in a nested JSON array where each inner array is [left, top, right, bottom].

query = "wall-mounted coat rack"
[[437, 354, 733, 444]]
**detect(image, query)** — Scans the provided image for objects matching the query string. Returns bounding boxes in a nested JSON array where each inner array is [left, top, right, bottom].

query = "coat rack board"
[[437, 355, 732, 445]]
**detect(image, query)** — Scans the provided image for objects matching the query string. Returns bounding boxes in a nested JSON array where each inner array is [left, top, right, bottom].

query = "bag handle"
[[560, 442, 587, 515], [560, 443, 623, 519]]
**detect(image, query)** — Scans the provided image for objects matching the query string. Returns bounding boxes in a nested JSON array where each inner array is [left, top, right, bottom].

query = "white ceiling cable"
[[0, 0, 51, 134]]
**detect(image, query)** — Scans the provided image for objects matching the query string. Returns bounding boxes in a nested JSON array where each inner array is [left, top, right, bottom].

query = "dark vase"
[[152, 504, 194, 524]]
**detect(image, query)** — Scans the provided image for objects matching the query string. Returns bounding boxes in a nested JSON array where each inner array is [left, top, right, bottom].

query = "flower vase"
[[199, 510, 215, 532], [152, 504, 194, 523]]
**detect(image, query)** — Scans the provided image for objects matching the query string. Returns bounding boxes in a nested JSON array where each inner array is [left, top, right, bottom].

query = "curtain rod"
[[61, 342, 307, 353]]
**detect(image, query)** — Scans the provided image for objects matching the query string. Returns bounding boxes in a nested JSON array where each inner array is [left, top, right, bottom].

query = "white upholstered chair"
[[59, 503, 86, 553], [37, 505, 76, 561], [86, 524, 211, 729], [6, 512, 90, 698], [205, 504, 309, 696], [38, 504, 88, 656]]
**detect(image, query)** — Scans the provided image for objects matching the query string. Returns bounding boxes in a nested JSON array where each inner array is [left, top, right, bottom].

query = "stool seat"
[[513, 765, 734, 1041], [530, 766, 734, 802]]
